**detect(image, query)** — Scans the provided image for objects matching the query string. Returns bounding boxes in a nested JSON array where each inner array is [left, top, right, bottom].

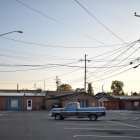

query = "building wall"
[[46, 93, 99, 110], [0, 96, 45, 111], [124, 100, 140, 110], [22, 96, 45, 110], [104, 101, 119, 110], [0, 97, 6, 110], [61, 94, 99, 107], [46, 99, 61, 110]]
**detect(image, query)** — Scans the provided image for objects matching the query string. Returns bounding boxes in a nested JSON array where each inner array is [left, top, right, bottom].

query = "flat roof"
[[0, 92, 45, 97], [113, 96, 140, 100]]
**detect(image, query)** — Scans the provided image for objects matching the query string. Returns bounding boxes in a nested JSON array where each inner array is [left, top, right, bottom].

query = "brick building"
[[0, 90, 140, 111], [96, 92, 140, 110], [114, 96, 140, 110], [0, 91, 45, 111], [95, 92, 120, 110], [45, 91, 99, 110]]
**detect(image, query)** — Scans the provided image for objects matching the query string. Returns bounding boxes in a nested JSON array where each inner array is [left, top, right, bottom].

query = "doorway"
[[27, 99, 32, 110]]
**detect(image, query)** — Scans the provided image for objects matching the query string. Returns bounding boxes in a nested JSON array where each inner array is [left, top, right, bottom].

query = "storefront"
[[7, 98, 22, 111], [0, 92, 45, 111]]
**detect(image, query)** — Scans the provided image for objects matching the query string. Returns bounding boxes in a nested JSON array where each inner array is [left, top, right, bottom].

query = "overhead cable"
[[74, 0, 126, 43], [1, 36, 126, 49], [15, 0, 105, 45]]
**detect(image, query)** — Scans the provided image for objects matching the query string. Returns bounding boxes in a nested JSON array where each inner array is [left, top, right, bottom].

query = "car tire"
[[55, 114, 62, 120], [89, 114, 97, 121]]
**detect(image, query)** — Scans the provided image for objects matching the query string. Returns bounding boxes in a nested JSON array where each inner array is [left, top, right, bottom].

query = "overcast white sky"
[[0, 0, 140, 94]]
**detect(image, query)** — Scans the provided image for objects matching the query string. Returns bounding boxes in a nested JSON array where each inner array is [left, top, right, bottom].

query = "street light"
[[0, 31, 23, 37], [134, 12, 140, 17]]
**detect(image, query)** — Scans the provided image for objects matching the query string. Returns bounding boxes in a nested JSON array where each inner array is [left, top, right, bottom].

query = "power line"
[[86, 40, 138, 78], [92, 64, 140, 82], [89, 42, 133, 59], [0, 48, 79, 62], [1, 36, 126, 49], [0, 63, 129, 68], [15, 0, 105, 45], [84, 40, 139, 83], [87, 44, 140, 82], [92, 42, 140, 78], [74, 0, 126, 43]]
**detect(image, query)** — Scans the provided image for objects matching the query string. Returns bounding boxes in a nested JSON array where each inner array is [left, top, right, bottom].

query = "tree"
[[57, 84, 72, 91], [133, 92, 138, 96], [87, 83, 94, 95], [111, 80, 125, 95], [75, 88, 85, 92]]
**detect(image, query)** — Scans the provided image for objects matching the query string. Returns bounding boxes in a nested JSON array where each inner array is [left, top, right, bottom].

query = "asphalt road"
[[0, 110, 140, 140]]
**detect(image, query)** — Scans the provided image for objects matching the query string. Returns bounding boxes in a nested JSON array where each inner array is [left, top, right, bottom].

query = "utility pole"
[[55, 76, 61, 91], [134, 12, 140, 17], [44, 80, 45, 91], [80, 54, 91, 92]]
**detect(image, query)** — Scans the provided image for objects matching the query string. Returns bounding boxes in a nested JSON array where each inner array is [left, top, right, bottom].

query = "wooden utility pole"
[[80, 54, 91, 92]]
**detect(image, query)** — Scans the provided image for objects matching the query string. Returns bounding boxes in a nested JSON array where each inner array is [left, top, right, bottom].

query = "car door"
[[64, 103, 77, 117]]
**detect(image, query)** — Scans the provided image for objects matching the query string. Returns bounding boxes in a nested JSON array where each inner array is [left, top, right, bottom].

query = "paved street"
[[0, 110, 140, 140]]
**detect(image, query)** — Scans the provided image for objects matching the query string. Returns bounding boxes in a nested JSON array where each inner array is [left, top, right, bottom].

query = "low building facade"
[[45, 91, 99, 110], [114, 96, 140, 110], [1, 90, 140, 111], [0, 92, 45, 111], [96, 92, 140, 110], [95, 92, 120, 110]]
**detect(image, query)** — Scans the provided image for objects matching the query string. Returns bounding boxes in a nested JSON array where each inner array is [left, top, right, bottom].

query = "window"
[[11, 100, 18, 108], [7, 98, 22, 111], [28, 100, 32, 107]]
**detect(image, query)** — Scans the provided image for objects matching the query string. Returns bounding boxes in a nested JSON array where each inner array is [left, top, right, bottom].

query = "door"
[[99, 101, 104, 107], [27, 99, 32, 110], [64, 102, 77, 117]]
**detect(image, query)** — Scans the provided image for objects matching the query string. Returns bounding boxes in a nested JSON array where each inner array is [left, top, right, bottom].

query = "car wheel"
[[60, 116, 64, 120], [89, 114, 97, 121], [55, 114, 61, 120]]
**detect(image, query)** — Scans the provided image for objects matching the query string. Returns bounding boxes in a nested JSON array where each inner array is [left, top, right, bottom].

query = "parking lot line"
[[57, 122, 119, 126], [108, 121, 140, 129], [64, 128, 140, 130], [73, 134, 140, 139]]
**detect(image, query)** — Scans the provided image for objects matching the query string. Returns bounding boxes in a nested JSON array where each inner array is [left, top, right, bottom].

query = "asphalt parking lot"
[[0, 110, 140, 140]]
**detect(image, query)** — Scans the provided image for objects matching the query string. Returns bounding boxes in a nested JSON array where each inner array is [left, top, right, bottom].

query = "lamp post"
[[0, 31, 23, 37], [102, 83, 105, 92], [134, 12, 140, 17]]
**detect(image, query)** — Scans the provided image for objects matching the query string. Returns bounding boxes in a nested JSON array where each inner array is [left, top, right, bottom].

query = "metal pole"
[[134, 12, 140, 17]]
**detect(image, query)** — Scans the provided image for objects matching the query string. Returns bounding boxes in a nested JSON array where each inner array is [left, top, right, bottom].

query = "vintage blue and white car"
[[50, 102, 106, 121]]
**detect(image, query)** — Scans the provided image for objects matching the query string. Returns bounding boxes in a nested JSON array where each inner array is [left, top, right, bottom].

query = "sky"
[[0, 0, 140, 94]]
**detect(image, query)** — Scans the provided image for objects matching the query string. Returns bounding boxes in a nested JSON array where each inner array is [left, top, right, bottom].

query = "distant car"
[[51, 103, 62, 108], [50, 102, 106, 121]]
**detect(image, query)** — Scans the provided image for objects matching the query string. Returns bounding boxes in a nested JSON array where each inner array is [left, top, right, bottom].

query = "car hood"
[[52, 108, 64, 111]]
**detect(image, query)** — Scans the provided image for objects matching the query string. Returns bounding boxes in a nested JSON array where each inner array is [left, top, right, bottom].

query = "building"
[[95, 92, 120, 110], [96, 92, 140, 110], [0, 89, 140, 111], [0, 90, 45, 111], [114, 96, 140, 110], [45, 91, 99, 110]]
